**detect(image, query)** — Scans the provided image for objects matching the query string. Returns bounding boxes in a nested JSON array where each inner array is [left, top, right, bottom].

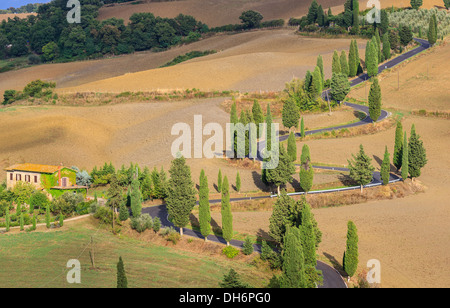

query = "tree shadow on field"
[[251, 171, 271, 193], [210, 217, 223, 237], [213, 183, 220, 193], [337, 173, 355, 186], [323, 252, 345, 275], [291, 177, 301, 192], [189, 213, 199, 229], [373, 154, 397, 172], [256, 229, 274, 242]]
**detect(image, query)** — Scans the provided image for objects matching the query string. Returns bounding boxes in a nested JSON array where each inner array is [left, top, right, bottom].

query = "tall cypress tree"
[[265, 103, 273, 152], [230, 101, 239, 157], [352, 0, 360, 33], [393, 121, 403, 170], [299, 144, 314, 194], [130, 178, 142, 218], [401, 132, 409, 180], [316, 55, 325, 85], [311, 66, 323, 98], [408, 124, 427, 180], [348, 145, 375, 193], [381, 146, 391, 185], [221, 176, 233, 245], [300, 201, 320, 288], [287, 132, 297, 162], [265, 145, 296, 195], [382, 32, 391, 60], [332, 50, 341, 75], [366, 40, 378, 77], [300, 117, 305, 138], [199, 169, 211, 241], [368, 77, 382, 123], [235, 171, 241, 192], [343, 221, 359, 278], [307, 0, 319, 24], [340, 50, 349, 77], [348, 39, 358, 77], [282, 96, 300, 130], [427, 14, 437, 46], [166, 155, 197, 236], [217, 169, 222, 193], [280, 226, 307, 288], [252, 100, 264, 138], [117, 256, 128, 288], [374, 31, 382, 62]]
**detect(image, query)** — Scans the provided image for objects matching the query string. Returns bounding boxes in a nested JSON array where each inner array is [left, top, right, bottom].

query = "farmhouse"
[[5, 163, 87, 198]]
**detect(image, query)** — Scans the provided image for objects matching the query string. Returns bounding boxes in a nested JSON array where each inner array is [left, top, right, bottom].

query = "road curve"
[[142, 38, 429, 289]]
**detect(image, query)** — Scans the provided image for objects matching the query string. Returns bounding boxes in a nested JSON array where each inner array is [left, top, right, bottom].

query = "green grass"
[[0, 218, 271, 288], [160, 50, 217, 68], [0, 56, 31, 73]]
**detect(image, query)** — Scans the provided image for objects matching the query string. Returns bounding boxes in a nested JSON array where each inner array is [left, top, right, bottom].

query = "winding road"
[[142, 38, 430, 288]]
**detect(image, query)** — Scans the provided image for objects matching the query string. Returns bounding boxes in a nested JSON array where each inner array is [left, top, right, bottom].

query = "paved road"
[[142, 38, 429, 288]]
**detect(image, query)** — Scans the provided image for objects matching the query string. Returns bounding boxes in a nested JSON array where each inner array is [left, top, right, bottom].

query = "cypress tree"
[[330, 73, 351, 102], [311, 66, 323, 98], [265, 103, 273, 152], [5, 208, 10, 232], [340, 50, 349, 77], [235, 171, 241, 192], [427, 14, 437, 46], [282, 96, 300, 130], [374, 31, 382, 62], [199, 169, 211, 241], [265, 145, 296, 195], [252, 100, 264, 138], [410, 0, 423, 10], [20, 212, 24, 231], [300, 117, 305, 138], [393, 121, 403, 170], [166, 155, 197, 236], [221, 176, 233, 245], [45, 203, 51, 228], [343, 221, 359, 278], [348, 145, 375, 193], [408, 124, 427, 180], [242, 237, 254, 255], [332, 50, 341, 75], [382, 32, 391, 60], [368, 77, 382, 123], [304, 70, 313, 93], [230, 101, 238, 157], [32, 215, 36, 230], [348, 39, 358, 77], [307, 0, 319, 24], [300, 201, 320, 288], [299, 144, 314, 194], [130, 178, 142, 218], [402, 132, 409, 180], [217, 169, 222, 193], [59, 214, 64, 227], [287, 132, 297, 162], [219, 268, 250, 288], [352, 0, 360, 33], [366, 40, 378, 77], [381, 146, 391, 185], [316, 55, 325, 85], [117, 256, 128, 288], [280, 226, 307, 288]]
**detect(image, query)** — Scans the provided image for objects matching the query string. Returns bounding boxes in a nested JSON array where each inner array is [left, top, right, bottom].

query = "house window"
[[16, 174, 21, 181], [9, 173, 13, 181], [34, 176, 38, 183], [62, 177, 68, 187], [25, 175, 30, 182]]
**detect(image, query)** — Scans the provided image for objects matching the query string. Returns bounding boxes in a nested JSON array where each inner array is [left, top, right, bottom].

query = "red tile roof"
[[4, 163, 72, 174]]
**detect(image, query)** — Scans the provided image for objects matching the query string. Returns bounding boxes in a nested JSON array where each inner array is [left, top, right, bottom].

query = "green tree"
[[399, 25, 413, 46], [166, 155, 197, 236], [45, 203, 51, 228], [287, 132, 297, 162], [410, 0, 423, 9], [239, 10, 263, 29], [366, 40, 379, 77], [307, 0, 320, 24], [265, 145, 296, 195], [300, 117, 305, 138], [280, 226, 307, 288], [340, 50, 349, 77], [219, 269, 250, 288], [59, 214, 64, 227], [330, 73, 351, 102], [269, 190, 296, 243], [252, 100, 264, 137], [316, 55, 325, 85], [382, 32, 391, 60], [217, 169, 222, 193], [130, 178, 142, 218], [332, 50, 341, 75], [5, 208, 10, 232], [119, 202, 129, 221], [348, 145, 375, 193], [408, 124, 427, 180], [374, 30, 382, 62], [299, 144, 314, 194], [235, 171, 241, 193], [348, 40, 358, 77], [107, 174, 124, 220], [311, 66, 323, 98], [381, 146, 391, 185], [265, 103, 273, 153], [343, 221, 359, 278], [427, 14, 437, 46], [199, 170, 211, 241], [393, 121, 403, 170], [41, 41, 59, 62], [282, 95, 300, 130], [20, 212, 24, 231], [368, 77, 382, 123], [352, 0, 360, 34], [221, 176, 233, 245], [242, 237, 254, 255], [402, 132, 409, 180], [117, 256, 128, 288], [444, 0, 450, 9]]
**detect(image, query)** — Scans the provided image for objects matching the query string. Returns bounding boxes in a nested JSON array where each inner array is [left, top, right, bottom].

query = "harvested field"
[[59, 29, 367, 93], [0, 13, 35, 22]]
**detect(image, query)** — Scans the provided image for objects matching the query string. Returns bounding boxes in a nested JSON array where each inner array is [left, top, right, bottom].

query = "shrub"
[[153, 217, 161, 233], [28, 54, 41, 65], [222, 246, 240, 259], [130, 214, 153, 233], [2, 90, 18, 105], [166, 231, 181, 244]]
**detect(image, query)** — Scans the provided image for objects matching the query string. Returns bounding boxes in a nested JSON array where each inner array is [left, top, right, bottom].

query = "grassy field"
[[0, 217, 272, 288]]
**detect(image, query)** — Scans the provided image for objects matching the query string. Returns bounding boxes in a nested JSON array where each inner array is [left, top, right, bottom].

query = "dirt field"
[[58, 29, 367, 93], [0, 13, 35, 22]]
